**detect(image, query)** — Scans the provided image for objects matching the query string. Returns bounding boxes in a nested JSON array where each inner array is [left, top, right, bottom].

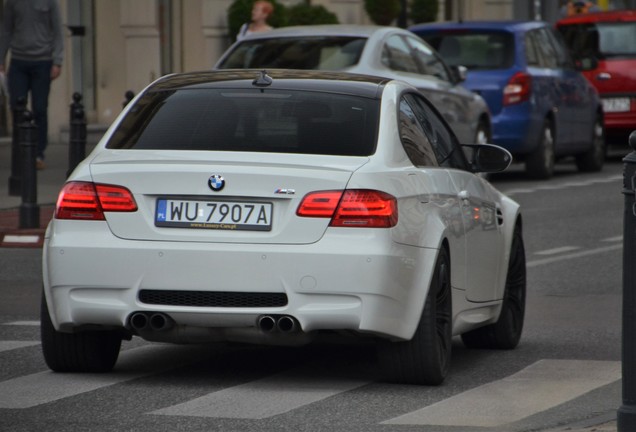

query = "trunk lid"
[[88, 150, 369, 244]]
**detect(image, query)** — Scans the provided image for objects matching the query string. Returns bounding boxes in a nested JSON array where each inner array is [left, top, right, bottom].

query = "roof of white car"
[[239, 24, 404, 40]]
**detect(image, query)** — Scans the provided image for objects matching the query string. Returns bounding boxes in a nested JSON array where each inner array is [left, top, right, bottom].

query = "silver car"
[[214, 25, 492, 145]]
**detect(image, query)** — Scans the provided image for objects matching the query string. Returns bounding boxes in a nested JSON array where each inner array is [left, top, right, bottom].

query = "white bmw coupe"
[[42, 69, 525, 385]]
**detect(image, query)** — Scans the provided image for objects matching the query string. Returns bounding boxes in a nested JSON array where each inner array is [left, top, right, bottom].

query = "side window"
[[399, 97, 438, 167], [525, 31, 540, 66], [580, 24, 600, 59], [546, 28, 574, 68], [558, 24, 581, 54], [533, 28, 558, 68], [405, 93, 468, 169], [405, 36, 450, 82], [382, 35, 420, 74]]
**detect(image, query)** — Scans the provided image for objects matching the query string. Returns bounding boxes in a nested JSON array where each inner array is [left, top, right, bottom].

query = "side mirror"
[[462, 144, 512, 173], [448, 65, 467, 84]]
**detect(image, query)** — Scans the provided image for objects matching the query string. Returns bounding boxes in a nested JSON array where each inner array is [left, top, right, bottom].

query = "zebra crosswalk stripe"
[[0, 341, 40, 353], [152, 366, 369, 419], [0, 344, 205, 409], [0, 341, 620, 427], [382, 359, 620, 427]]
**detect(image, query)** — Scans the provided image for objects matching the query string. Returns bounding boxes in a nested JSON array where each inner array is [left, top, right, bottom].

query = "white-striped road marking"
[[504, 188, 536, 196], [383, 359, 620, 428], [0, 341, 40, 353], [535, 246, 581, 256], [152, 367, 369, 419], [0, 370, 150, 410], [603, 236, 622, 242], [527, 244, 622, 268], [2, 321, 40, 326], [504, 174, 621, 197], [0, 344, 205, 409], [1, 235, 40, 244]]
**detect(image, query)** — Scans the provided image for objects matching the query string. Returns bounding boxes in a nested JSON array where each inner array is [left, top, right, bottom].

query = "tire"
[[461, 224, 526, 349], [525, 119, 554, 179], [575, 114, 605, 172], [378, 247, 452, 385], [41, 291, 122, 372]]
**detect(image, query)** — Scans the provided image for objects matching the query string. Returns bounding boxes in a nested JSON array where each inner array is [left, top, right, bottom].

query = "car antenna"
[[252, 70, 272, 87]]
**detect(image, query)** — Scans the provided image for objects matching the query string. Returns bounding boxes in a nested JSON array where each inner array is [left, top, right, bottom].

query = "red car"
[[558, 10, 636, 143]]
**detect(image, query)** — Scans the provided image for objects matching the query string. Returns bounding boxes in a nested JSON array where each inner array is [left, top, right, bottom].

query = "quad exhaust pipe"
[[257, 315, 299, 333], [130, 312, 298, 334], [129, 312, 174, 332]]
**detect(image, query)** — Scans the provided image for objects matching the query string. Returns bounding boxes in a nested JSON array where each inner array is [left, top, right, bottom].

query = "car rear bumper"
[[43, 221, 439, 342], [604, 111, 636, 138]]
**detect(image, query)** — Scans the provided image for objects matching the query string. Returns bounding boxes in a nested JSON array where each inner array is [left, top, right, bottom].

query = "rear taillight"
[[55, 181, 137, 220], [297, 189, 398, 228], [503, 72, 531, 106]]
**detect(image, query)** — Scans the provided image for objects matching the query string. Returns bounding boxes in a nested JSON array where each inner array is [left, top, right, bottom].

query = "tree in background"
[[364, 0, 401, 25], [228, 0, 339, 42], [410, 0, 439, 24], [287, 2, 339, 26]]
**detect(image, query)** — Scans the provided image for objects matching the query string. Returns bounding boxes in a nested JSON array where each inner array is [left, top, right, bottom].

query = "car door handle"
[[458, 190, 470, 201]]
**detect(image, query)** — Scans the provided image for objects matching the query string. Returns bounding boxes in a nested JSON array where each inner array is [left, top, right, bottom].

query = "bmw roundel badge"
[[208, 175, 225, 192]]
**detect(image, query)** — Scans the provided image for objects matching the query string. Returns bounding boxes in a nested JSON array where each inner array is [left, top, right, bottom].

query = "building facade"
[[0, 0, 631, 142]]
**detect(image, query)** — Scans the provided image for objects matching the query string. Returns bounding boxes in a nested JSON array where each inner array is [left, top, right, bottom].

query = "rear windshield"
[[106, 88, 379, 156], [559, 22, 636, 58], [422, 31, 515, 70], [217, 37, 366, 70]]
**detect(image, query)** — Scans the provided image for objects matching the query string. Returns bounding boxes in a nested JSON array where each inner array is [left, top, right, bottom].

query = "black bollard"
[[18, 110, 39, 229], [8, 96, 27, 196], [619, 130, 636, 431], [122, 90, 135, 109], [67, 92, 87, 177]]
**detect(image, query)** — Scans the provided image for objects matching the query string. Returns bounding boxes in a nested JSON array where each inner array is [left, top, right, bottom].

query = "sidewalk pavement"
[[548, 416, 616, 432], [0, 138, 71, 247]]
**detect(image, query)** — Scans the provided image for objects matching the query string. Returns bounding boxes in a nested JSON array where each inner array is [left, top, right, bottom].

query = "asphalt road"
[[0, 155, 626, 432]]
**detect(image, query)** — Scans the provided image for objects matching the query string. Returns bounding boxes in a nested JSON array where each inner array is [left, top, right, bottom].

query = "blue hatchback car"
[[410, 20, 604, 179]]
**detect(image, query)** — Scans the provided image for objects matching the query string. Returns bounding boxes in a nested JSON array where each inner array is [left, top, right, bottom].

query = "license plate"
[[155, 198, 272, 231], [602, 97, 631, 113]]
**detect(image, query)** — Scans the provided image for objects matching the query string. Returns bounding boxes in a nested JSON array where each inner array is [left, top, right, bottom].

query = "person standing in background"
[[561, 0, 601, 17], [237, 1, 274, 41], [0, 0, 64, 170]]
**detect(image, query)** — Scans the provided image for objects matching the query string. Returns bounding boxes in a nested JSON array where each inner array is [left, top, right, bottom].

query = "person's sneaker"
[[36, 158, 46, 170]]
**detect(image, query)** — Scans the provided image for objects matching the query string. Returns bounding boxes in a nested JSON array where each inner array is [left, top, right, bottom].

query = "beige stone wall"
[[462, 0, 513, 20], [47, 0, 70, 144]]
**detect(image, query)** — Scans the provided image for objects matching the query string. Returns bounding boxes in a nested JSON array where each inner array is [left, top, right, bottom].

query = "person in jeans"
[[0, 0, 64, 170]]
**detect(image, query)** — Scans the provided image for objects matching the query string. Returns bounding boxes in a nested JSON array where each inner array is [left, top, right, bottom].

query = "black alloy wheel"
[[461, 224, 526, 349], [575, 114, 605, 172], [378, 247, 452, 385], [526, 119, 555, 179]]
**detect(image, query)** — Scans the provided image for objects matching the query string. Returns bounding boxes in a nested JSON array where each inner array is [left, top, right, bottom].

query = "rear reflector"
[[503, 72, 531, 106], [297, 189, 398, 228], [55, 181, 137, 220]]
